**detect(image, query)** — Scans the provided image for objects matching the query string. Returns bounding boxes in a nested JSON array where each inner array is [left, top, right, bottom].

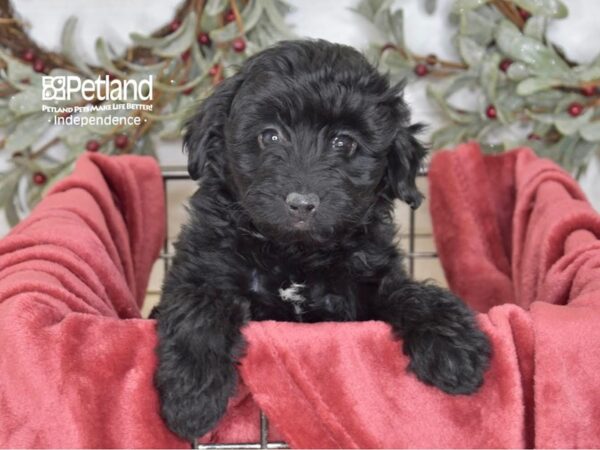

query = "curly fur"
[[153, 40, 491, 441]]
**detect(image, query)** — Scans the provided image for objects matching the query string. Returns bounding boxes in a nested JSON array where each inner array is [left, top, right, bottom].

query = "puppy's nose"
[[286, 192, 320, 219]]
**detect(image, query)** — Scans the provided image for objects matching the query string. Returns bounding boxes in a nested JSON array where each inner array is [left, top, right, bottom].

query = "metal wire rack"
[[158, 166, 437, 449]]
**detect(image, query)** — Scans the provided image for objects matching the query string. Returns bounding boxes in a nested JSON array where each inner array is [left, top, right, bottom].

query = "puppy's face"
[[186, 40, 426, 243]]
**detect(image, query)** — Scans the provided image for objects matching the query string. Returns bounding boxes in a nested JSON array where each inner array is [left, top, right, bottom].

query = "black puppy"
[[154, 40, 490, 441]]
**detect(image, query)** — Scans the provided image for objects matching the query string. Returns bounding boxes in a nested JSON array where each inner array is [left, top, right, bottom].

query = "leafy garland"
[[356, 0, 600, 176], [1, 0, 599, 227], [0, 0, 291, 226]]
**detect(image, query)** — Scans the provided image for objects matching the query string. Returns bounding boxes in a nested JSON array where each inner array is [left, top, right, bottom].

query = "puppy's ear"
[[184, 73, 244, 180], [387, 123, 427, 209]]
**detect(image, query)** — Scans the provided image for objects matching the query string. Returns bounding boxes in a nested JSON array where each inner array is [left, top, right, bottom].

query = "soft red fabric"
[[1, 145, 599, 448], [429, 142, 600, 448], [0, 154, 187, 448]]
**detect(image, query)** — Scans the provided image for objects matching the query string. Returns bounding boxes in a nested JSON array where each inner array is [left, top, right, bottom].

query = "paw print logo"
[[42, 76, 66, 101]]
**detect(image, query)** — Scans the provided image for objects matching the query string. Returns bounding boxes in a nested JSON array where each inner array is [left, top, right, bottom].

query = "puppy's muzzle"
[[286, 192, 320, 221]]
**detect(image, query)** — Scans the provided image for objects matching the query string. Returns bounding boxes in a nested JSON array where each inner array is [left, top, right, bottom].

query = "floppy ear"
[[387, 123, 428, 209], [184, 73, 244, 180]]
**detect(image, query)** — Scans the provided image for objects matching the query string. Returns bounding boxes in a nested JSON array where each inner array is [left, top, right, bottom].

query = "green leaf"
[[5, 113, 51, 152], [523, 16, 547, 41], [580, 122, 600, 142], [495, 21, 571, 79], [480, 52, 500, 100], [95, 38, 128, 77], [458, 9, 496, 45], [527, 111, 556, 124], [512, 0, 568, 18], [131, 12, 196, 54], [38, 158, 77, 200], [61, 17, 95, 77], [0, 170, 21, 207], [210, 0, 264, 43], [506, 62, 530, 81], [205, 0, 228, 16], [121, 59, 167, 73], [550, 135, 578, 168], [574, 65, 600, 83], [374, 3, 405, 47], [439, 71, 478, 96], [135, 135, 158, 158], [452, 0, 490, 13], [569, 140, 594, 177], [457, 36, 485, 67], [8, 88, 42, 116], [352, 0, 390, 21], [0, 50, 43, 87], [0, 105, 15, 126], [431, 125, 468, 150], [153, 13, 197, 57], [263, 0, 295, 39], [0, 170, 22, 227], [516, 77, 564, 95], [526, 88, 563, 109], [427, 85, 477, 124], [495, 89, 526, 121]]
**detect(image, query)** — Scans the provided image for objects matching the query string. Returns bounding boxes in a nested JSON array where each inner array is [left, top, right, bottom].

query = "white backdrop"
[[4, 0, 600, 233]]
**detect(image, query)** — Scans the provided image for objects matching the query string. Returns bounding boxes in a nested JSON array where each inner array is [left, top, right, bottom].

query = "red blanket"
[[1, 146, 599, 448]]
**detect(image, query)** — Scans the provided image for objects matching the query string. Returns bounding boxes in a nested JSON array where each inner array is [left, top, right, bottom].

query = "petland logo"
[[42, 75, 153, 101], [41, 75, 154, 127]]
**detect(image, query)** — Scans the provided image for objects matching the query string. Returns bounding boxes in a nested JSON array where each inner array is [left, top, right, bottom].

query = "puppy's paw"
[[158, 385, 230, 442], [155, 354, 237, 441], [403, 316, 491, 395]]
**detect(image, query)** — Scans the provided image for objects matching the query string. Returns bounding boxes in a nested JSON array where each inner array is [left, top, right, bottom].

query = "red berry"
[[486, 105, 497, 119], [107, 72, 117, 81], [232, 38, 246, 53], [499, 58, 512, 72], [581, 85, 596, 97], [183, 86, 194, 95], [169, 20, 181, 32], [114, 134, 129, 149], [33, 58, 45, 73], [181, 50, 191, 62], [198, 32, 211, 46], [517, 7, 531, 21], [33, 172, 47, 185], [527, 133, 541, 141], [86, 139, 100, 152], [414, 63, 429, 77], [22, 49, 35, 62], [568, 102, 584, 117], [209, 64, 220, 77], [224, 9, 236, 23]]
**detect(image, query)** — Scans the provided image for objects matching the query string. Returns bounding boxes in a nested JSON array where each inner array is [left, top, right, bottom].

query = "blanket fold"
[[1, 143, 599, 448], [0, 154, 187, 448], [429, 142, 600, 448]]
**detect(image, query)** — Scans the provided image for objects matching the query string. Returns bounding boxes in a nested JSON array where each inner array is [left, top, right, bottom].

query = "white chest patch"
[[278, 282, 306, 304]]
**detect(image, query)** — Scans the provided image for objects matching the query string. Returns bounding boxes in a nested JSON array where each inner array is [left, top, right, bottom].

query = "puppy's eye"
[[331, 135, 357, 154], [258, 128, 282, 149]]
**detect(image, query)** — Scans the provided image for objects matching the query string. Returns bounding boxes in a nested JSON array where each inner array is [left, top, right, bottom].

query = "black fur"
[[154, 40, 491, 441]]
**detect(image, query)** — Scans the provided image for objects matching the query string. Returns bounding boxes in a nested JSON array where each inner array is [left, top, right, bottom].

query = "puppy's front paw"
[[158, 386, 229, 442], [155, 355, 237, 441], [403, 316, 491, 395]]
